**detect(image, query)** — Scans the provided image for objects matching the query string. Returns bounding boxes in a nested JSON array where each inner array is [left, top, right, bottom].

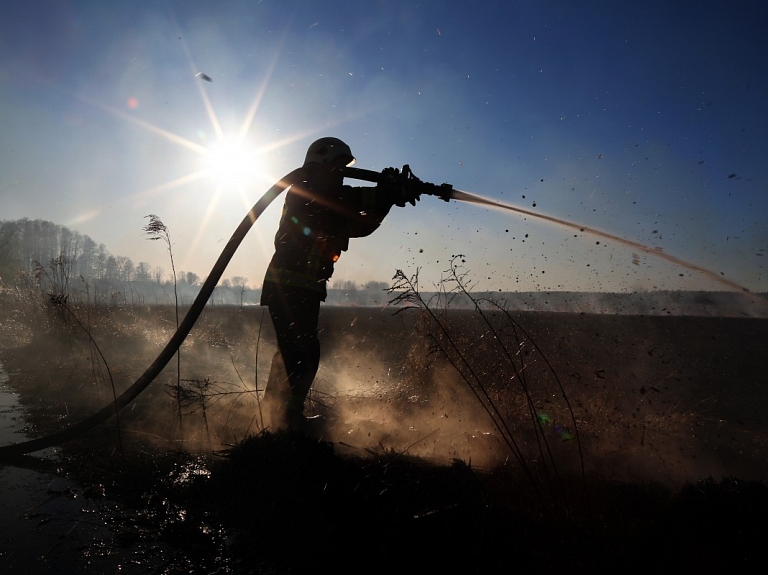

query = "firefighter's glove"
[[402, 175, 422, 206], [378, 167, 420, 208]]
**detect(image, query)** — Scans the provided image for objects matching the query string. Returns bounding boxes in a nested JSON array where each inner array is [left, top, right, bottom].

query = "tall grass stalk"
[[253, 308, 266, 430], [143, 215, 184, 440]]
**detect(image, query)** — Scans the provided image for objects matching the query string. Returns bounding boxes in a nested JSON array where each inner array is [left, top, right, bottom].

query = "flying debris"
[[196, 72, 213, 83]]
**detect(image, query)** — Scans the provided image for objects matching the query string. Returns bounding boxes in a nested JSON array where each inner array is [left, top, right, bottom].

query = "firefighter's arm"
[[344, 185, 391, 238], [342, 166, 422, 238]]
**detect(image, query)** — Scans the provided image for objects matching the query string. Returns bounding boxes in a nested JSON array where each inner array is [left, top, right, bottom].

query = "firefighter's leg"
[[266, 289, 321, 429], [262, 350, 292, 429], [288, 336, 320, 409], [279, 297, 321, 427]]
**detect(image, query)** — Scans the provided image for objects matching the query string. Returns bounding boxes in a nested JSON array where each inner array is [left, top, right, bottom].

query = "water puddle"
[[0, 362, 168, 573]]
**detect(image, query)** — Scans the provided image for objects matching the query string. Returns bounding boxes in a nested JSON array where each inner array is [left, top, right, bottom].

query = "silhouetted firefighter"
[[260, 137, 421, 431]]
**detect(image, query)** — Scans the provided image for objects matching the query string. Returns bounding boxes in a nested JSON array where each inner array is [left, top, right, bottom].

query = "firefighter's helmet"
[[304, 137, 356, 167]]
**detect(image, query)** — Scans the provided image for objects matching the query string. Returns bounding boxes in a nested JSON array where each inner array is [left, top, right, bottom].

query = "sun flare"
[[203, 136, 260, 187]]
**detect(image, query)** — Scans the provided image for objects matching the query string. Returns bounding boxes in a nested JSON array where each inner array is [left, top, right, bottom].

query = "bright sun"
[[203, 136, 259, 187]]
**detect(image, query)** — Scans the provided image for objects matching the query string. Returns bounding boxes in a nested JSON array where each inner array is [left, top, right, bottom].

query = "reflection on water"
[[0, 361, 168, 573], [0, 360, 24, 446], [0, 362, 59, 458]]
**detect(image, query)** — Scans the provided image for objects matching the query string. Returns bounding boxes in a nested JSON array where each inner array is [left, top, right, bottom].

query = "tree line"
[[0, 218, 395, 307], [0, 218, 160, 284], [0, 218, 249, 306], [0, 218, 237, 287]]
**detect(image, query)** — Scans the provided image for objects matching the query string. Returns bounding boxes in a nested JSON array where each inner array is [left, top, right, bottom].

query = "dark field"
[[1, 302, 767, 573]]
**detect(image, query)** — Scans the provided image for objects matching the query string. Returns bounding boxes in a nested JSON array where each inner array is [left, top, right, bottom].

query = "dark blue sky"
[[1, 0, 766, 292]]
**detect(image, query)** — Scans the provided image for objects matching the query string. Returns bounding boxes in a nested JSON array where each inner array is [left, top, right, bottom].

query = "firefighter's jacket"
[[262, 164, 393, 301]]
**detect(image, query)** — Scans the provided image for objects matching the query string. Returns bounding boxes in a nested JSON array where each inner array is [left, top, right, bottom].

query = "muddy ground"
[[1, 302, 767, 573]]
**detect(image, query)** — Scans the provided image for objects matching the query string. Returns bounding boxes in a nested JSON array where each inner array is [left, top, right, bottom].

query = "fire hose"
[[0, 165, 453, 460]]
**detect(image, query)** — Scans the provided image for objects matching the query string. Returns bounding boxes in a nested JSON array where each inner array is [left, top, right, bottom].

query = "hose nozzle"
[[342, 165, 453, 202]]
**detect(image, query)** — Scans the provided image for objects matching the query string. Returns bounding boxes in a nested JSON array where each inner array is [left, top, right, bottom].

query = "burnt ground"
[[1, 303, 768, 573]]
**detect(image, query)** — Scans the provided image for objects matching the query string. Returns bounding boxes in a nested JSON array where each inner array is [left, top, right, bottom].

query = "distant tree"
[[185, 271, 200, 286], [19, 219, 52, 271], [364, 280, 389, 291], [153, 266, 164, 284], [220, 278, 232, 288], [116, 255, 134, 281], [105, 255, 118, 281], [135, 261, 152, 282], [59, 226, 74, 261], [79, 235, 97, 278], [230, 276, 248, 307], [0, 220, 21, 281], [332, 278, 357, 291], [96, 243, 109, 280]]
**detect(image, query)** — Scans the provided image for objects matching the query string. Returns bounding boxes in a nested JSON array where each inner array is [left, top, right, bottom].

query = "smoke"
[[114, 324, 512, 467], [114, 305, 520, 467], [324, 357, 509, 468], [308, 309, 525, 469]]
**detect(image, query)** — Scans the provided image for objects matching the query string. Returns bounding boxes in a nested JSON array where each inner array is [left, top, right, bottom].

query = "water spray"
[[448, 190, 755, 293], [345, 165, 754, 294]]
